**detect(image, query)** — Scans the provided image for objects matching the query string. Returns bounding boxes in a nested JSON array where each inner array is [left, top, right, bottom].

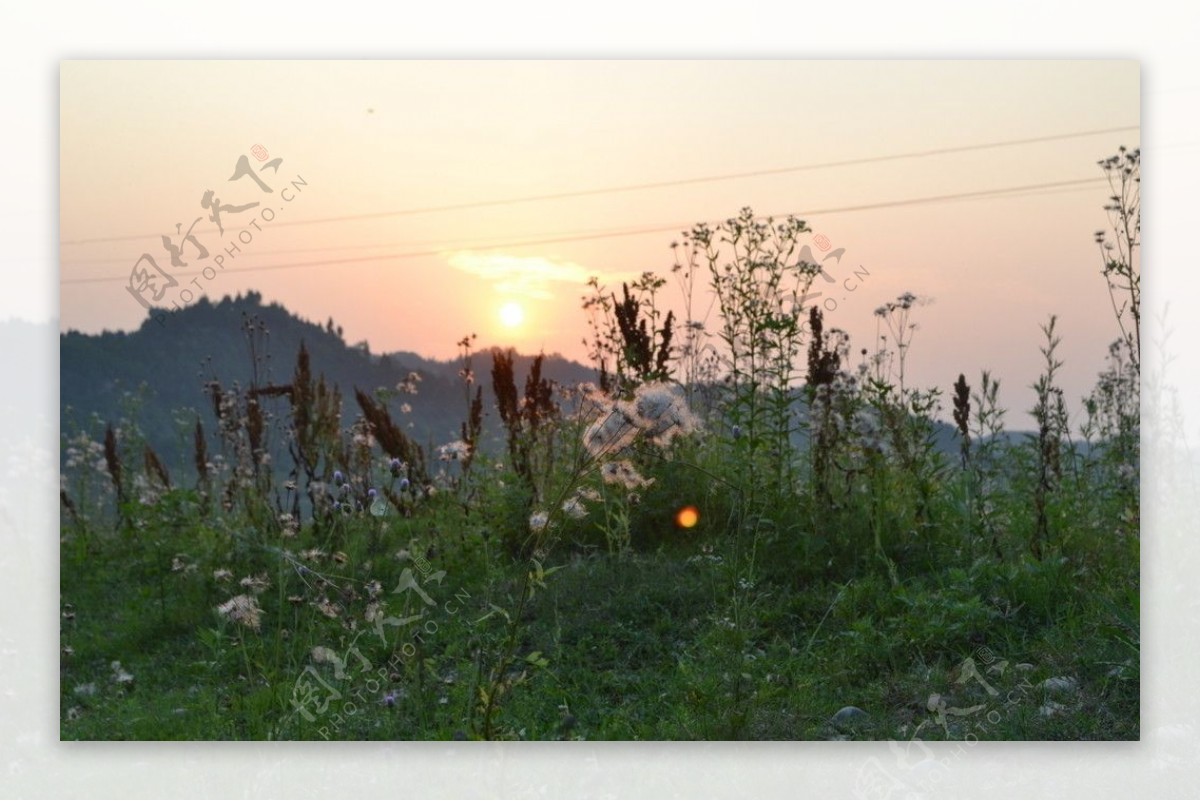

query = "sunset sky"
[[59, 60, 1139, 425]]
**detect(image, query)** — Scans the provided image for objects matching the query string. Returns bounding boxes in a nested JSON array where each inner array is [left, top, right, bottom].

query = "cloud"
[[444, 251, 595, 300]]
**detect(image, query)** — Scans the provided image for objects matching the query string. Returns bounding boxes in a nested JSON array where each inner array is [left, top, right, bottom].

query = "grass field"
[[60, 188, 1141, 741]]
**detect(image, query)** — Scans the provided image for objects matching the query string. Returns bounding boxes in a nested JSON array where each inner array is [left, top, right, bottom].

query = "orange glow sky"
[[59, 60, 1139, 425]]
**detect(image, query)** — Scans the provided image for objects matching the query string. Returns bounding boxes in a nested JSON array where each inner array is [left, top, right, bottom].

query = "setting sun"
[[499, 301, 525, 329]]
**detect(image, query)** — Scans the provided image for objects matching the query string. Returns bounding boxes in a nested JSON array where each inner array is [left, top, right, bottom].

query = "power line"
[[60, 176, 1109, 286], [59, 125, 1137, 247], [59, 177, 1108, 272], [59, 179, 1104, 270]]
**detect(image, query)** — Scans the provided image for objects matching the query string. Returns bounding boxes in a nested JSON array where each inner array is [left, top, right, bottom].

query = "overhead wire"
[[61, 176, 1111, 286]]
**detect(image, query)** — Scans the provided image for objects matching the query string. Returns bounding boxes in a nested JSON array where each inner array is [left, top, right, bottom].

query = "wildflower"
[[383, 691, 397, 707], [628, 382, 699, 445], [562, 497, 587, 520], [583, 406, 638, 458], [398, 477, 410, 492], [389, 457, 403, 474], [437, 440, 471, 462], [313, 597, 341, 619], [110, 661, 135, 686], [397, 372, 423, 395], [368, 488, 377, 498], [600, 460, 654, 490], [213, 568, 233, 582], [239, 573, 271, 594], [333, 470, 344, 485], [529, 511, 550, 534], [217, 594, 263, 631]]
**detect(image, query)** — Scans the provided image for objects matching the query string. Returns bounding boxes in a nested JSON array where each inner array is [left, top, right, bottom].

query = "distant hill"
[[59, 294, 1036, 478], [59, 292, 597, 473]]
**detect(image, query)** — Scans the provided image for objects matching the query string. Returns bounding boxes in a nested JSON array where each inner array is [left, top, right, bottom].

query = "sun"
[[499, 301, 525, 329]]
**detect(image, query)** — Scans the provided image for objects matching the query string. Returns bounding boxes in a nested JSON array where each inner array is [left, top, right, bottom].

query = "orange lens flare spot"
[[675, 506, 700, 529]]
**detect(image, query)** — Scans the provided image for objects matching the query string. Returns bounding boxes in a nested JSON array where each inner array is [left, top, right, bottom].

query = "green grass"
[[60, 486, 1139, 741]]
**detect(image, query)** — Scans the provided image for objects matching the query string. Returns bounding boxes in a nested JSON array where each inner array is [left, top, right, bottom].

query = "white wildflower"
[[600, 460, 654, 490], [628, 382, 699, 445], [217, 594, 263, 630], [437, 440, 471, 462], [110, 660, 135, 686], [583, 405, 638, 458], [562, 497, 587, 520]]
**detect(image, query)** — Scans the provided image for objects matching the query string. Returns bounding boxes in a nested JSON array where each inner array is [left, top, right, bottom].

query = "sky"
[[58, 60, 1140, 426]]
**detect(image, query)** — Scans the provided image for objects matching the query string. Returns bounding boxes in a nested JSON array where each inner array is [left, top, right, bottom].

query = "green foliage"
[[61, 191, 1139, 741]]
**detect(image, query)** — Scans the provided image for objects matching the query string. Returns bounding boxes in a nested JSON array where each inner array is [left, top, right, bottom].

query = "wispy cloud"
[[444, 251, 596, 300]]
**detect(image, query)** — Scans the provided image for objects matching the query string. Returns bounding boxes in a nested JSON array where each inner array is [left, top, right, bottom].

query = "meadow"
[[59, 151, 1140, 741]]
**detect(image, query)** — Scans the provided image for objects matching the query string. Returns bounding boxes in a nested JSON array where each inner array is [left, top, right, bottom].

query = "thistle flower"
[[600, 460, 654, 490], [628, 382, 698, 445], [239, 573, 271, 594], [217, 594, 263, 631], [437, 440, 471, 462], [582, 408, 638, 458], [561, 497, 587, 520]]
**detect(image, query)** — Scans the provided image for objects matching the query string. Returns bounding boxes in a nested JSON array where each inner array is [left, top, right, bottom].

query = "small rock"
[[832, 705, 870, 727], [1040, 676, 1078, 695]]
